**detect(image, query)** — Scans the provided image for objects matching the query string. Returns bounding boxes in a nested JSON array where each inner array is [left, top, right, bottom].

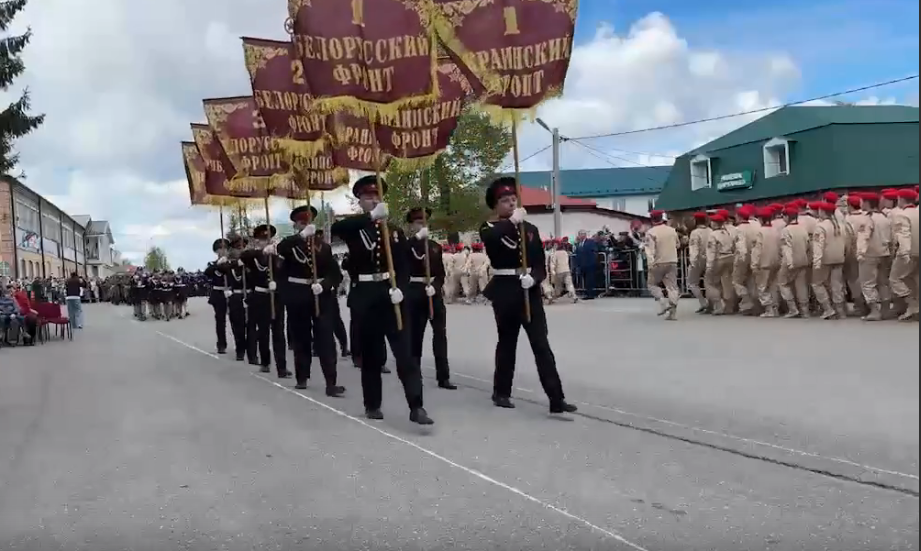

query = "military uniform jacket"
[[407, 238, 447, 291], [204, 262, 228, 293], [277, 235, 342, 302], [216, 260, 247, 293], [478, 218, 547, 304], [330, 213, 409, 287], [240, 249, 283, 293]]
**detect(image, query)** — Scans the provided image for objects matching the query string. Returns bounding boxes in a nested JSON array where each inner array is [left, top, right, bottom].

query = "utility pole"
[[551, 127, 562, 240]]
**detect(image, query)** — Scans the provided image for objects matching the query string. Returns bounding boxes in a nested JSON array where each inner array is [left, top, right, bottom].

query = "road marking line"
[[418, 364, 919, 482], [156, 320, 919, 483], [155, 331, 649, 551]]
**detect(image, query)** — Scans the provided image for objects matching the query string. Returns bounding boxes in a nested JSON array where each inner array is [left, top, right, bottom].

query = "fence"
[[569, 248, 694, 298]]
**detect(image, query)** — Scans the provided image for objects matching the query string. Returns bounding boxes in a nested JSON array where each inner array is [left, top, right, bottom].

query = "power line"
[[572, 74, 920, 141], [497, 144, 552, 172], [566, 140, 669, 185]]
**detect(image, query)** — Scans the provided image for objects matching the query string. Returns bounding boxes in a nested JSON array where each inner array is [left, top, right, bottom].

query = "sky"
[[3, 0, 918, 270]]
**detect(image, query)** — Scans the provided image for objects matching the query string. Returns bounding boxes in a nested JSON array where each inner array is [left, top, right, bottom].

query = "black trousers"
[[209, 292, 228, 350], [331, 298, 348, 351], [406, 285, 450, 382], [288, 292, 338, 387], [490, 283, 565, 406], [351, 282, 423, 411], [246, 293, 287, 373], [228, 294, 248, 358]]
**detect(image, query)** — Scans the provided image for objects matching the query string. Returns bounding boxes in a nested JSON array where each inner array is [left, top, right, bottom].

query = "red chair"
[[35, 302, 72, 341]]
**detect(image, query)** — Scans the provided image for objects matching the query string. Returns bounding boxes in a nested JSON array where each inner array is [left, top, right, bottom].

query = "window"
[[14, 197, 40, 232], [647, 197, 657, 211], [609, 198, 627, 211], [690, 155, 712, 190], [763, 137, 790, 178], [42, 212, 62, 242]]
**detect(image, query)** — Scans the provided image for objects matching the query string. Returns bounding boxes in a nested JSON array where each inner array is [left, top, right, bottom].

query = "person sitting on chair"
[[0, 285, 25, 345], [11, 282, 39, 345]]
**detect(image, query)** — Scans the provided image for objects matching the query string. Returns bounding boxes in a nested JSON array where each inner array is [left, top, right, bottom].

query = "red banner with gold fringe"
[[432, 0, 576, 110], [286, 0, 439, 114]]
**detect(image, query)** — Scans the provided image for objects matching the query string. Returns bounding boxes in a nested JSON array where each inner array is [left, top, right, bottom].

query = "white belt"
[[212, 286, 227, 291], [254, 286, 271, 293], [492, 268, 531, 276], [409, 276, 430, 283], [232, 289, 244, 294], [289, 277, 323, 285], [357, 272, 389, 282]]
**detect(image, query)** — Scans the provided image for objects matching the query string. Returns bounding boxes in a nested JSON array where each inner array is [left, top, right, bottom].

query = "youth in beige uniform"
[[705, 213, 735, 315], [779, 205, 811, 318], [463, 242, 489, 303], [889, 188, 920, 321], [731, 205, 761, 314], [549, 239, 577, 303], [750, 207, 781, 317], [851, 192, 891, 321], [644, 210, 680, 320], [686, 212, 711, 313], [810, 201, 847, 319]]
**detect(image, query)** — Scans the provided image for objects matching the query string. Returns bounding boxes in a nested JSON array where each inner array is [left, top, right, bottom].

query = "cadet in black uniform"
[[223, 234, 250, 362], [268, 205, 345, 396], [479, 177, 577, 415], [317, 229, 350, 358], [131, 268, 149, 321], [204, 238, 231, 353], [404, 207, 456, 390], [241, 224, 289, 378], [331, 175, 432, 425]]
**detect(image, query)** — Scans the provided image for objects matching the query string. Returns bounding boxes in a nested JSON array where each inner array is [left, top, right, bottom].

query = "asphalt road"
[[0, 298, 917, 551]]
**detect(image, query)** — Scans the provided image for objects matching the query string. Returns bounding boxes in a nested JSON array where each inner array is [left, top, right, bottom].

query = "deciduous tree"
[[144, 246, 171, 272]]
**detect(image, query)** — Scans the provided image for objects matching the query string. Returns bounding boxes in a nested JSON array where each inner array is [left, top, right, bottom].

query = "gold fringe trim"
[[225, 173, 296, 193], [387, 150, 444, 171], [471, 85, 564, 127], [427, 10, 503, 97], [276, 137, 327, 160]]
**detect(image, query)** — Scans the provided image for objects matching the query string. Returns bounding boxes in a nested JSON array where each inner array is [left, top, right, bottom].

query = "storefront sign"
[[717, 170, 754, 191], [15, 228, 40, 253]]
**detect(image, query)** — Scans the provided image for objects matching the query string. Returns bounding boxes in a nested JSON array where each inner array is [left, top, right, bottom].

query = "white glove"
[[520, 274, 535, 289], [237, 259, 244, 266], [425, 285, 436, 297], [223, 290, 232, 299], [217, 257, 228, 265], [263, 243, 277, 255], [311, 283, 323, 295], [389, 287, 404, 304], [300, 224, 316, 238], [268, 281, 277, 292], [509, 208, 527, 224], [415, 226, 429, 240], [370, 202, 388, 221]]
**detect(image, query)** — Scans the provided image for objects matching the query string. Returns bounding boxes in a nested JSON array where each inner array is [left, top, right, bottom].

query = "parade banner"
[[182, 141, 208, 205], [202, 96, 294, 189], [325, 110, 388, 172], [190, 123, 241, 198], [375, 60, 470, 167], [242, 37, 327, 158], [287, 0, 440, 115], [432, 0, 577, 111]]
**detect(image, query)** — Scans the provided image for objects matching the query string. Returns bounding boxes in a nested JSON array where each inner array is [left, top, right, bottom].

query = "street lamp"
[[535, 118, 567, 239]]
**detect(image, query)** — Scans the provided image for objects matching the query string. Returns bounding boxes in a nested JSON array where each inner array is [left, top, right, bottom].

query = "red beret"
[[898, 189, 919, 201], [649, 209, 664, 218], [784, 206, 800, 216], [710, 214, 725, 223], [819, 202, 837, 213], [717, 209, 731, 217], [692, 211, 708, 220], [806, 201, 823, 211], [882, 190, 900, 200], [768, 203, 784, 212], [756, 207, 773, 218], [847, 196, 862, 209], [823, 192, 839, 203]]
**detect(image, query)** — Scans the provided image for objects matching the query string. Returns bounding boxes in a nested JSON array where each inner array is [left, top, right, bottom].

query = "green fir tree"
[[0, 0, 44, 175]]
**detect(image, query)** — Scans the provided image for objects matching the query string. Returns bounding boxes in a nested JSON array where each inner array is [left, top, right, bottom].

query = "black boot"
[[410, 407, 434, 425], [326, 385, 345, 397], [492, 395, 515, 408]]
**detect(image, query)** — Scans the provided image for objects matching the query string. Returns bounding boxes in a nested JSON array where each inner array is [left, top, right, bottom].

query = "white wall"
[[527, 210, 634, 240], [587, 194, 658, 217]]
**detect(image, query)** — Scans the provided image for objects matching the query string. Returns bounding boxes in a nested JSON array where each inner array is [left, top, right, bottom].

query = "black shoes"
[[365, 408, 384, 420], [438, 381, 458, 390], [410, 407, 434, 425], [217, 347, 227, 355], [550, 401, 578, 414], [326, 385, 346, 397], [492, 395, 515, 408]]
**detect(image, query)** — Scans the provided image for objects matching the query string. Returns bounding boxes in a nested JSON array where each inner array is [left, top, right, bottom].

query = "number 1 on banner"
[[503, 7, 520, 35], [351, 0, 364, 26], [291, 60, 305, 84]]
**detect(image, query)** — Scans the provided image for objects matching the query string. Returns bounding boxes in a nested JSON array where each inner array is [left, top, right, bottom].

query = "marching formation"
[[650, 187, 920, 321], [126, 269, 193, 321], [199, 175, 579, 426]]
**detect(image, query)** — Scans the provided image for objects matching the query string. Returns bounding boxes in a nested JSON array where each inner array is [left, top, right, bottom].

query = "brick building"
[[0, 175, 88, 280]]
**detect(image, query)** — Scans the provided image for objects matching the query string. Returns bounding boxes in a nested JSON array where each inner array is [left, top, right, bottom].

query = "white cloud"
[[6, 4, 912, 269]]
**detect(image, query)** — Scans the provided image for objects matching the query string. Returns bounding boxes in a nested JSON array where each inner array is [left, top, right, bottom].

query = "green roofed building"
[[654, 105, 920, 212], [501, 166, 669, 216]]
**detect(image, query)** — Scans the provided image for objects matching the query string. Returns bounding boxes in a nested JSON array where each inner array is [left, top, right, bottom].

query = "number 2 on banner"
[[351, 0, 364, 26], [503, 7, 520, 35], [291, 60, 305, 84]]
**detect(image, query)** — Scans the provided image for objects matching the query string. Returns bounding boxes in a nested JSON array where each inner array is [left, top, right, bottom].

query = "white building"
[[510, 166, 669, 218], [517, 186, 650, 240], [74, 216, 118, 278]]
